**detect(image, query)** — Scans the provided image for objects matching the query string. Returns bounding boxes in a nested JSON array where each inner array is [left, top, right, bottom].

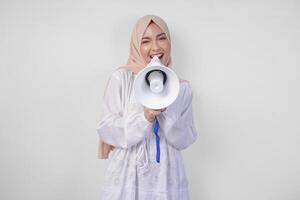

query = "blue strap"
[[153, 117, 160, 163]]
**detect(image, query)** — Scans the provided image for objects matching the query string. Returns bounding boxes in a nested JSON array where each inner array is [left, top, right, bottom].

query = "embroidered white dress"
[[96, 68, 198, 200]]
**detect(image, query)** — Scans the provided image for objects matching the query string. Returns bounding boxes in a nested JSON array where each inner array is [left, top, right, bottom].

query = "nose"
[[152, 40, 161, 51]]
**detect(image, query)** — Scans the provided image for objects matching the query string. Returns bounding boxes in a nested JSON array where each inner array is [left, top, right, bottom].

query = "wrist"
[[143, 112, 154, 123]]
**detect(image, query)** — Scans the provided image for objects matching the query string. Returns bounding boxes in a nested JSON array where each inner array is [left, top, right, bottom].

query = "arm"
[[159, 82, 198, 150], [96, 71, 152, 149]]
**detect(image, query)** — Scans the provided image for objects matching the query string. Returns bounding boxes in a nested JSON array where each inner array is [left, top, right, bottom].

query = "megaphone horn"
[[133, 56, 180, 110]]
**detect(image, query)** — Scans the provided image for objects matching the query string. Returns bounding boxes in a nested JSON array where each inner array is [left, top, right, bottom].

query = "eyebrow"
[[142, 33, 166, 40]]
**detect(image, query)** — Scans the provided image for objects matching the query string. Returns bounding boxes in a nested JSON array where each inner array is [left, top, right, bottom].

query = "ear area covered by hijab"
[[126, 15, 172, 74]]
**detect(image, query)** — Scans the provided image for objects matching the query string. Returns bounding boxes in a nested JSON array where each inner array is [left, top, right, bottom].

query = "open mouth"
[[150, 53, 163, 60]]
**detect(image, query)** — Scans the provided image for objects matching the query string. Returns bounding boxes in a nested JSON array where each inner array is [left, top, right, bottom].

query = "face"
[[140, 22, 171, 66]]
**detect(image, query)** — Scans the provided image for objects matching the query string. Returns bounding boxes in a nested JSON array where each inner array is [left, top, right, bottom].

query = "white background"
[[0, 0, 299, 199]]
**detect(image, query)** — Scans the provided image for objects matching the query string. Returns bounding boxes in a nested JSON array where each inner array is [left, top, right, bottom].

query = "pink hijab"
[[99, 15, 172, 159], [126, 15, 172, 74]]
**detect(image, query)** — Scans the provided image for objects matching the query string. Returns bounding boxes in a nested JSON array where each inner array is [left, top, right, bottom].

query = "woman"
[[96, 15, 198, 200]]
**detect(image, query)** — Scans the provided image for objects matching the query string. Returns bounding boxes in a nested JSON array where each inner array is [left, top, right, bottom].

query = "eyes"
[[141, 40, 149, 44], [141, 36, 167, 44]]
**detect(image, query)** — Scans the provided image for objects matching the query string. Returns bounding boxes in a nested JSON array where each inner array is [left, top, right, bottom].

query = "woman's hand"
[[144, 107, 166, 123]]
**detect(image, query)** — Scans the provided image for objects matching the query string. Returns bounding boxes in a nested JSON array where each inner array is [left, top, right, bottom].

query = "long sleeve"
[[159, 81, 198, 150], [96, 70, 152, 149]]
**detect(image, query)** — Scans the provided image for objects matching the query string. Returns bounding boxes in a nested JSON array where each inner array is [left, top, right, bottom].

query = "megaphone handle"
[[153, 117, 160, 163]]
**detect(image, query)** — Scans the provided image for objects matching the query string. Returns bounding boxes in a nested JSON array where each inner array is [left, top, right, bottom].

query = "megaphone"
[[133, 56, 180, 164], [133, 56, 180, 110]]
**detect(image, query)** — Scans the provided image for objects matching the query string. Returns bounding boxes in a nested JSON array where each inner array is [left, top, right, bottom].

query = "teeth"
[[150, 54, 163, 59]]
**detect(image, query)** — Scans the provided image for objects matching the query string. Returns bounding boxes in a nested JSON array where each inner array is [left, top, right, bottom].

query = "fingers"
[[144, 107, 166, 122], [145, 108, 165, 115], [153, 109, 166, 115], [147, 110, 160, 118], [151, 110, 162, 116], [147, 108, 166, 112]]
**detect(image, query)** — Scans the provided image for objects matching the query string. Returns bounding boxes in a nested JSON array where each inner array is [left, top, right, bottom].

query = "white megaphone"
[[133, 56, 180, 110]]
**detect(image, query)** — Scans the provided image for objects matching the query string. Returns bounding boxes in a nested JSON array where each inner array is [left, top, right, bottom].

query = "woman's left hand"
[[144, 107, 166, 122]]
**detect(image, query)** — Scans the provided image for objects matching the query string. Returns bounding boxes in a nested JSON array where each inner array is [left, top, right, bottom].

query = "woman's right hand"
[[144, 107, 166, 123]]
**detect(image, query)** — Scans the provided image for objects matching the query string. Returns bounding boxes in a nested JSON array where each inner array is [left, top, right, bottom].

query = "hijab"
[[126, 14, 172, 74]]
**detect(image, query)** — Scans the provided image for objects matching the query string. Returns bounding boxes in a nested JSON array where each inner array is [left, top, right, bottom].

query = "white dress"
[[96, 68, 198, 200]]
